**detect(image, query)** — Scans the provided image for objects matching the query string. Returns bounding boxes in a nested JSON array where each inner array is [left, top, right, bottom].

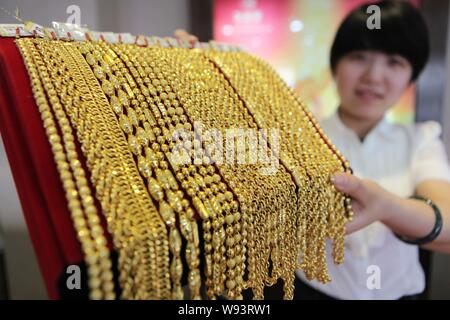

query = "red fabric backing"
[[0, 38, 113, 299]]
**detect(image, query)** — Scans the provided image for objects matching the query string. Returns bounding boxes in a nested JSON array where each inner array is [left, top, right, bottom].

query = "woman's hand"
[[173, 29, 199, 47], [332, 172, 450, 253], [331, 172, 394, 234]]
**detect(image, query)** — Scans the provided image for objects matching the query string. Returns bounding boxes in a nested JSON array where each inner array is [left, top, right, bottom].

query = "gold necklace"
[[204, 50, 352, 281], [16, 38, 352, 300], [16, 38, 115, 300]]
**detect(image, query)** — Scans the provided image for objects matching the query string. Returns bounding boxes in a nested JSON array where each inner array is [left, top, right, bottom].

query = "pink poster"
[[213, 0, 420, 123]]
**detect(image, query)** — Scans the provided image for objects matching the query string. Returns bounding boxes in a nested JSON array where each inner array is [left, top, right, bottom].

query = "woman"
[[175, 0, 450, 300]]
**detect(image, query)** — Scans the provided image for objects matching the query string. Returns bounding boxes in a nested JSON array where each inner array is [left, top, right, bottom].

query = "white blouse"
[[296, 112, 450, 300]]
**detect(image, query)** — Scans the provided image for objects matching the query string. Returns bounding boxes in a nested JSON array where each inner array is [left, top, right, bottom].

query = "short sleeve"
[[411, 121, 450, 186]]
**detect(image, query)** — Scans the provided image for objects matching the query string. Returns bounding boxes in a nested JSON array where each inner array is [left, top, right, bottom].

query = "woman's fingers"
[[331, 172, 369, 204], [345, 201, 369, 234], [174, 29, 190, 40], [174, 29, 199, 46], [331, 172, 372, 234], [331, 172, 393, 234]]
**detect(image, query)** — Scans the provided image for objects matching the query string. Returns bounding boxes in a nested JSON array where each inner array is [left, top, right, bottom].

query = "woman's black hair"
[[330, 0, 429, 81]]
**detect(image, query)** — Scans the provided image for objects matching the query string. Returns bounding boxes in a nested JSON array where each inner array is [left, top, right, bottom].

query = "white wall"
[[0, 0, 189, 36], [98, 0, 189, 36], [0, 0, 100, 29]]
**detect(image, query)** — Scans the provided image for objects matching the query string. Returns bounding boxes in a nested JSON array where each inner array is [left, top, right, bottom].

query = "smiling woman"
[[334, 50, 413, 137], [329, 0, 429, 139]]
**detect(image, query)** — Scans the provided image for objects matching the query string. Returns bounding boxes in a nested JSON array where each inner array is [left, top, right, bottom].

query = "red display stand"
[[0, 38, 113, 299]]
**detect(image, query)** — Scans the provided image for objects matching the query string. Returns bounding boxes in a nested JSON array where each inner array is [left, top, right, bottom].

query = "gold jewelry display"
[[15, 36, 353, 300]]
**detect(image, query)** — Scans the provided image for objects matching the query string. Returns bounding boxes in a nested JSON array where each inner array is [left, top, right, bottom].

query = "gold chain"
[[16, 38, 352, 300], [16, 38, 115, 300], [204, 50, 352, 281]]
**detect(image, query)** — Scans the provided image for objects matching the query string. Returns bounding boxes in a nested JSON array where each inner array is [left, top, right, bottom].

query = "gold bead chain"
[[151, 46, 299, 299], [16, 39, 115, 300], [15, 38, 352, 300], [203, 50, 352, 279]]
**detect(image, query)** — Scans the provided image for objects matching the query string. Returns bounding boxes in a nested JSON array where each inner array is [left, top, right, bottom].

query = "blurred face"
[[334, 50, 413, 122]]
